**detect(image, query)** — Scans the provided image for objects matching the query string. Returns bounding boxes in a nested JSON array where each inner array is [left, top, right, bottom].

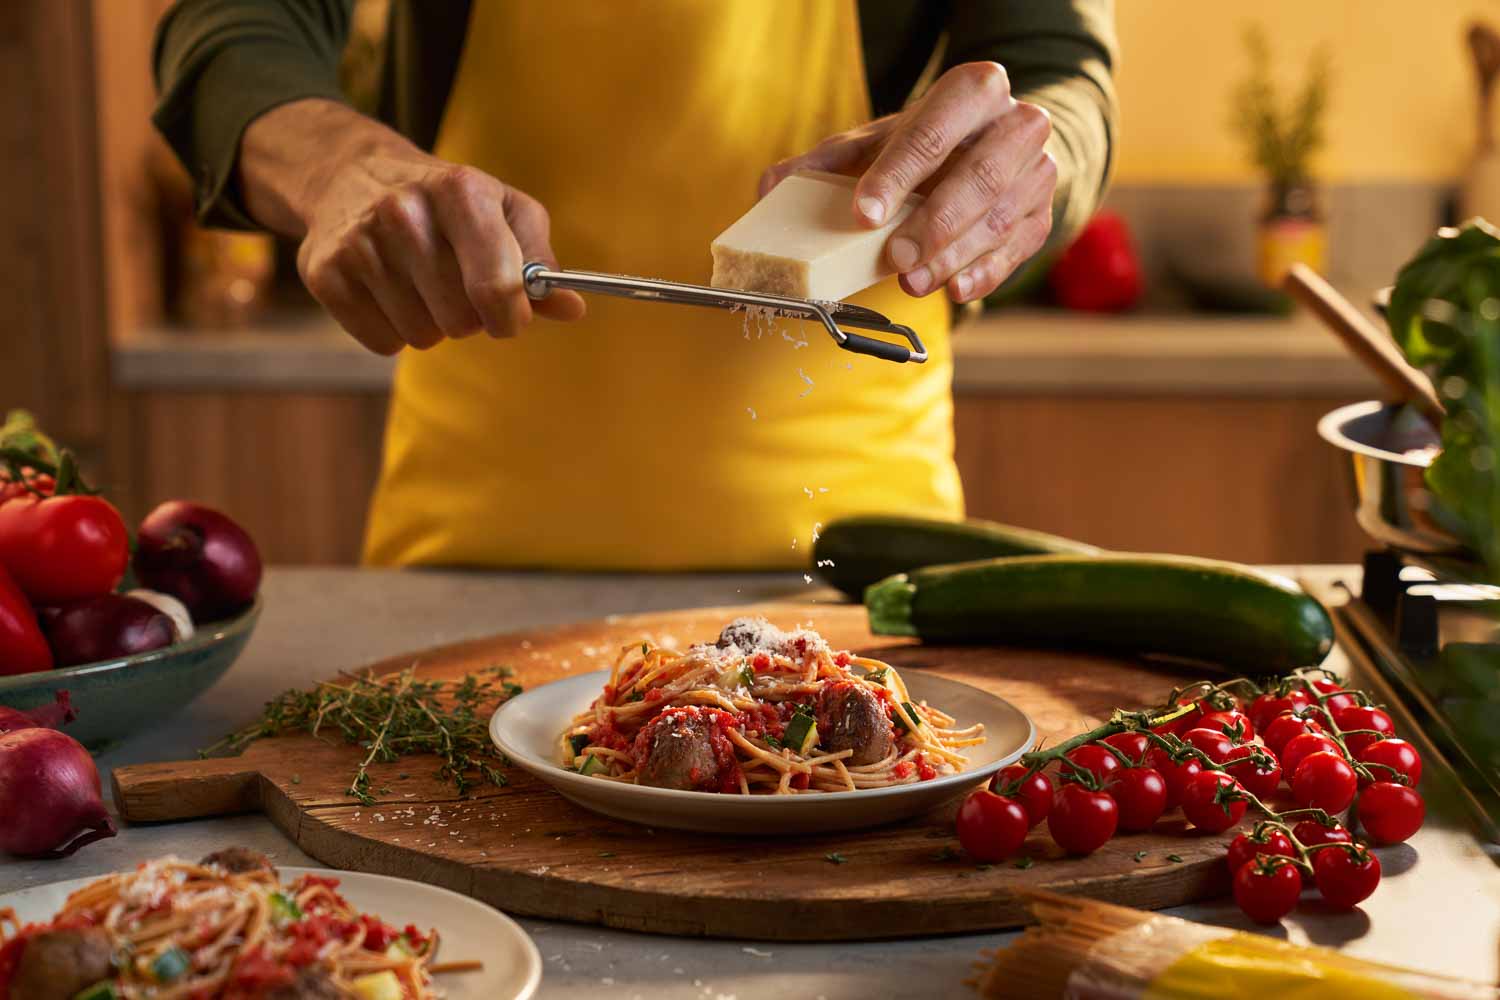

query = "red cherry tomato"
[[1262, 712, 1324, 757], [1312, 845, 1381, 910], [1106, 767, 1167, 832], [955, 789, 1030, 862], [1247, 690, 1311, 731], [0, 494, 129, 605], [1102, 731, 1151, 764], [1047, 783, 1118, 855], [1180, 771, 1247, 833], [1225, 745, 1283, 799], [0, 468, 55, 506], [0, 563, 52, 676], [1155, 695, 1215, 735], [1197, 709, 1254, 743], [1356, 781, 1425, 845], [1064, 744, 1121, 784], [1333, 705, 1396, 755], [1280, 731, 1340, 779], [1311, 678, 1357, 716], [1148, 748, 1203, 809], [1226, 828, 1296, 876], [1181, 727, 1236, 764], [1233, 857, 1303, 924], [991, 764, 1053, 828], [1292, 819, 1352, 849], [1355, 738, 1422, 787], [1292, 751, 1358, 813]]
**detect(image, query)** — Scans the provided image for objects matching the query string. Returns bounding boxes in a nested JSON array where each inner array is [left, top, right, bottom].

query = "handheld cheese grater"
[[521, 262, 928, 364]]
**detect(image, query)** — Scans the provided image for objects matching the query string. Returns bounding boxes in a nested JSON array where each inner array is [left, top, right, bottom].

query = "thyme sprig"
[[202, 665, 523, 806]]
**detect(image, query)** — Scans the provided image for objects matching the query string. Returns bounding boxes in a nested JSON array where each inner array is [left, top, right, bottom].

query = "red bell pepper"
[[1047, 211, 1144, 312], [0, 562, 52, 676]]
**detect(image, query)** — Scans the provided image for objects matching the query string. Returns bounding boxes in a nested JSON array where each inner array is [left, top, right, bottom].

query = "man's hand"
[[760, 62, 1055, 304], [239, 99, 584, 355]]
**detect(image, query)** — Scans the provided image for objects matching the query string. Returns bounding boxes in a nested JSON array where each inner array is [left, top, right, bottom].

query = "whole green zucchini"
[[814, 515, 1100, 599], [865, 554, 1334, 672]]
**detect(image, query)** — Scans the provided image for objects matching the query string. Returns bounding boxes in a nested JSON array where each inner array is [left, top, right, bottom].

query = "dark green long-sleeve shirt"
[[153, 1, 1117, 248]]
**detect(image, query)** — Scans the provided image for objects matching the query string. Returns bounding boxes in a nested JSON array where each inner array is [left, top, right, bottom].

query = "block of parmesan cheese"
[[710, 170, 922, 301]]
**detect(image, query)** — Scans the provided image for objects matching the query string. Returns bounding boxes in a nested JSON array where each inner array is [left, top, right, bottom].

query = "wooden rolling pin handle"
[[111, 757, 264, 823], [1281, 263, 1447, 426]]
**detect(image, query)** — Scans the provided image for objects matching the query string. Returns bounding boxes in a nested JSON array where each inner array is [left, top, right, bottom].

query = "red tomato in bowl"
[[0, 494, 129, 604]]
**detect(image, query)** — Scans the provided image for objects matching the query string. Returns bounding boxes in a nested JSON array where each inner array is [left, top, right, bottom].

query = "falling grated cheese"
[[803, 574, 813, 584], [746, 407, 757, 420]]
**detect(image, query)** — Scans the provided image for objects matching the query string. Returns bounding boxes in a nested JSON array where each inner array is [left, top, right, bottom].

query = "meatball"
[[9, 927, 113, 1000], [816, 682, 895, 766], [713, 617, 786, 656], [634, 709, 722, 791], [200, 846, 277, 877], [262, 967, 348, 1000]]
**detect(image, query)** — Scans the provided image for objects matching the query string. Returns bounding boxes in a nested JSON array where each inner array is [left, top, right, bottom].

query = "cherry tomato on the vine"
[[1048, 782, 1118, 855], [1227, 828, 1296, 876], [1355, 738, 1422, 787], [955, 789, 1030, 862], [0, 493, 130, 605], [1102, 731, 1151, 765], [1225, 745, 1283, 799], [1181, 727, 1237, 764], [1280, 731, 1340, 779], [1356, 781, 1425, 845], [1180, 771, 1247, 833], [1106, 767, 1167, 832], [1247, 689, 1311, 731], [1313, 845, 1381, 909], [1311, 678, 1357, 717], [1292, 751, 1358, 813], [1292, 819, 1352, 849], [1262, 712, 1324, 757], [1197, 709, 1254, 743], [991, 764, 1053, 828], [1148, 748, 1203, 809], [1333, 705, 1395, 755], [1064, 744, 1121, 784], [1233, 857, 1303, 924]]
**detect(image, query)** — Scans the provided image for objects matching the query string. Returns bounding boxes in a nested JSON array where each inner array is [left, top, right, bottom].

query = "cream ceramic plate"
[[0, 866, 541, 1000], [490, 669, 1034, 834]]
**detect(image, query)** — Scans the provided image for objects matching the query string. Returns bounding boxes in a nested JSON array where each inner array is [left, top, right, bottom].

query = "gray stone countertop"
[[2, 567, 1496, 999]]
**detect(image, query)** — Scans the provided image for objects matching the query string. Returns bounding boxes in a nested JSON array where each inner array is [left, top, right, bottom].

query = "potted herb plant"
[[1231, 25, 1332, 287]]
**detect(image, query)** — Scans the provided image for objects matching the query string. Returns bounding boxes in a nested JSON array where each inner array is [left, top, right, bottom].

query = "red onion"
[[134, 501, 262, 622], [0, 727, 115, 857], [45, 595, 175, 667], [0, 691, 76, 734]]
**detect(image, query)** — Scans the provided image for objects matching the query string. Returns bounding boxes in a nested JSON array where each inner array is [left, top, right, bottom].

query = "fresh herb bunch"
[[204, 666, 522, 805], [1388, 219, 1500, 581], [1230, 24, 1331, 188]]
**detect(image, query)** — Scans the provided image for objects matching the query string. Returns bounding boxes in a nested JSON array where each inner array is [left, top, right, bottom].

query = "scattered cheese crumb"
[[803, 487, 814, 499], [746, 407, 757, 420], [812, 522, 822, 541], [803, 574, 813, 584]]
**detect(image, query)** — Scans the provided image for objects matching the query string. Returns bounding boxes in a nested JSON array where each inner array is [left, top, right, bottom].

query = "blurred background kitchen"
[[7, 0, 1495, 566]]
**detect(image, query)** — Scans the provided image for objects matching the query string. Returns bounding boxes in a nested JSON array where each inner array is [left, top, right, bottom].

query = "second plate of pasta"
[[490, 618, 1033, 834]]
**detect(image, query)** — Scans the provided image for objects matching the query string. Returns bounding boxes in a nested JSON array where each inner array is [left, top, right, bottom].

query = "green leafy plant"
[[1230, 25, 1332, 188], [1388, 219, 1500, 581]]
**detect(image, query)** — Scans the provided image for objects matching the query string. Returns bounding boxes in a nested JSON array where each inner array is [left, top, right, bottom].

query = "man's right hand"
[[238, 99, 585, 355]]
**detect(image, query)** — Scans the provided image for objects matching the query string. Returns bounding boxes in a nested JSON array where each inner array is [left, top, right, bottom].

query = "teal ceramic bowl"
[[0, 597, 261, 749]]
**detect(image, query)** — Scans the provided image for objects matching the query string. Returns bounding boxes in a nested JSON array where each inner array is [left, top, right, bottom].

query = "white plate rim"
[[490, 668, 1035, 810], [0, 865, 541, 1000]]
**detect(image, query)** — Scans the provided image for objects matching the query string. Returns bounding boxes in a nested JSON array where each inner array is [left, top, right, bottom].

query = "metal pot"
[[1316, 400, 1477, 562]]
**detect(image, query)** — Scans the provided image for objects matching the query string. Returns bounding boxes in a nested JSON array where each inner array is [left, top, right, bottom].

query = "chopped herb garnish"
[[825, 852, 848, 864], [864, 668, 888, 685], [641, 642, 650, 655], [1167, 854, 1184, 864], [763, 734, 782, 750], [201, 665, 521, 806], [627, 691, 645, 703], [1133, 850, 1148, 863], [1013, 857, 1035, 870], [269, 892, 303, 925], [739, 665, 756, 688]]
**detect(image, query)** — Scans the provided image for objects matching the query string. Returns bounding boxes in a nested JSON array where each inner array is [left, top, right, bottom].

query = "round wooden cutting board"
[[112, 602, 1235, 941]]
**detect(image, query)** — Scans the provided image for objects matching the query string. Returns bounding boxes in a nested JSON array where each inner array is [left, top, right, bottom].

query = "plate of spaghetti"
[[0, 848, 541, 1000], [490, 617, 1033, 833]]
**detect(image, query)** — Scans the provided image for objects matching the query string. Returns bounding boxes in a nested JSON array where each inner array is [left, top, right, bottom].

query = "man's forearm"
[[237, 99, 418, 239]]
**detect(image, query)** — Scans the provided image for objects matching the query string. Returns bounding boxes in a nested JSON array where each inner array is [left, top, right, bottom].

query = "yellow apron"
[[363, 0, 960, 570]]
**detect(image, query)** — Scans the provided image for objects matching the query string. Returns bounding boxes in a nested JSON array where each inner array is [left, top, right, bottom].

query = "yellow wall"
[[1114, 0, 1496, 184]]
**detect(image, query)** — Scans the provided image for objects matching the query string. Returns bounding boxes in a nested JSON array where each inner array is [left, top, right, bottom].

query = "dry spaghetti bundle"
[[977, 890, 1498, 999], [560, 617, 985, 795]]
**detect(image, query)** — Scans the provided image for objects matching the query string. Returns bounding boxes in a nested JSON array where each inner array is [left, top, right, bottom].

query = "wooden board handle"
[[1282, 263, 1447, 426], [112, 757, 264, 823]]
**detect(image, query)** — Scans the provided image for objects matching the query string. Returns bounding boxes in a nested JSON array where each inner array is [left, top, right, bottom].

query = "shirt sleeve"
[[153, 0, 355, 228], [943, 0, 1118, 251]]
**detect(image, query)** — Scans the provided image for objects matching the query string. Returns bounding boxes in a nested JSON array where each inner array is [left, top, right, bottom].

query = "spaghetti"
[[559, 617, 985, 794], [0, 850, 479, 1000]]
